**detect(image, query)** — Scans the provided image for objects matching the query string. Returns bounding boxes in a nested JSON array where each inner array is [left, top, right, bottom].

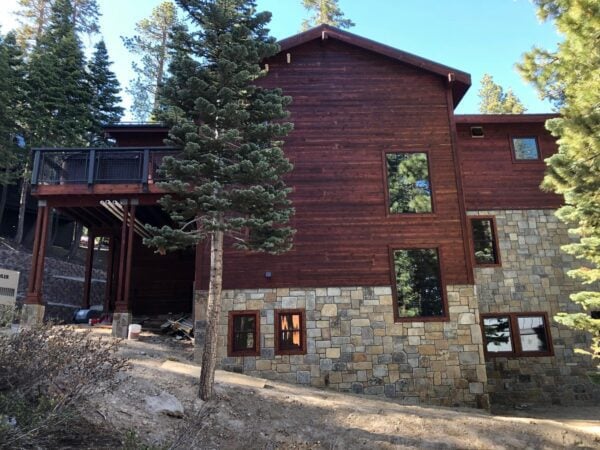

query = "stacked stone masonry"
[[469, 209, 600, 406], [195, 285, 489, 408]]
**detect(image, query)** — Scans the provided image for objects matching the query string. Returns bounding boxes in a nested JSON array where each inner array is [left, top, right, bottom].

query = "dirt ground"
[[83, 327, 600, 450]]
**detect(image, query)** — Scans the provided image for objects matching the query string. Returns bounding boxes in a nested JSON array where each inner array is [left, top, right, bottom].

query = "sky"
[[0, 0, 562, 118]]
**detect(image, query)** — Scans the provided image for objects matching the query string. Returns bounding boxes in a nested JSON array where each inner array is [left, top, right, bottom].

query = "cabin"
[[22, 25, 599, 408]]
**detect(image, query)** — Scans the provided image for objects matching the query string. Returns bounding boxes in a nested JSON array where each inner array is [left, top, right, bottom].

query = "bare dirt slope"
[[86, 328, 600, 449]]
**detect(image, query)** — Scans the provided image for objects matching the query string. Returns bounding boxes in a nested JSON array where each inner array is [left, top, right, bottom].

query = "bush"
[[0, 324, 128, 448], [0, 305, 16, 328]]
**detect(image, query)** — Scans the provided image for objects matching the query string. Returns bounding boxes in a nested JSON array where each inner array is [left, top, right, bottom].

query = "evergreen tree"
[[146, 0, 294, 400], [518, 0, 600, 363], [15, 0, 100, 50], [88, 40, 124, 144], [122, 1, 179, 122], [478, 73, 526, 114], [301, 0, 354, 30]]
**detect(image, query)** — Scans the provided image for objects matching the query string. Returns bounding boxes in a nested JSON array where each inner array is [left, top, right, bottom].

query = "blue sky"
[[0, 0, 561, 118]]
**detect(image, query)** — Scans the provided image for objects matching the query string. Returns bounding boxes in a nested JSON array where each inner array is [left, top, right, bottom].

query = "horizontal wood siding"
[[456, 122, 562, 210], [196, 39, 471, 290]]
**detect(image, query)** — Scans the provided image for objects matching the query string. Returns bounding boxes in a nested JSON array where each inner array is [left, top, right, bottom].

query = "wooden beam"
[[25, 202, 46, 298], [123, 205, 136, 310], [115, 202, 129, 312], [104, 237, 115, 313]]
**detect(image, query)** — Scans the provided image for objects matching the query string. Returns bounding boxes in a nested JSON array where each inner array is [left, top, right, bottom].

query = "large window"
[[275, 309, 306, 355], [386, 152, 432, 213], [482, 313, 553, 357], [470, 217, 500, 266], [391, 248, 444, 320], [228, 311, 260, 357], [512, 137, 540, 161]]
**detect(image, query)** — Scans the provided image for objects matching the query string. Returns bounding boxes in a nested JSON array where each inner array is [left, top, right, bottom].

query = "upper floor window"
[[470, 217, 500, 266], [482, 313, 553, 357], [512, 137, 540, 160], [386, 152, 432, 214], [228, 310, 260, 357], [392, 248, 444, 320]]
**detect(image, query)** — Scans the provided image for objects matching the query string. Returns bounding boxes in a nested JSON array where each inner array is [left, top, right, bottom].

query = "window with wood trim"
[[470, 217, 500, 266], [228, 310, 260, 357], [385, 152, 432, 213], [275, 309, 306, 355], [511, 137, 540, 160], [391, 248, 445, 320], [482, 313, 553, 357]]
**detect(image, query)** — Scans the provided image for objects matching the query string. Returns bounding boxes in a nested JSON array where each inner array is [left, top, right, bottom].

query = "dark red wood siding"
[[456, 120, 562, 210], [195, 39, 472, 290]]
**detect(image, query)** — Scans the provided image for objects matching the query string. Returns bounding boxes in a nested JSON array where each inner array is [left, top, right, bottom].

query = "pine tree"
[[518, 0, 600, 364], [301, 0, 354, 30], [146, 0, 295, 400], [88, 40, 124, 144], [122, 1, 179, 122], [15, 0, 100, 50], [478, 73, 526, 114]]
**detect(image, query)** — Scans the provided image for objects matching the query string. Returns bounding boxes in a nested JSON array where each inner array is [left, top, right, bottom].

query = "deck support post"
[[82, 231, 95, 309], [104, 236, 115, 313], [22, 201, 50, 326]]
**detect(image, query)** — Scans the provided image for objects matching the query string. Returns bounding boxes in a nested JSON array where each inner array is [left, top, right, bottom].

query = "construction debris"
[[161, 314, 194, 340]]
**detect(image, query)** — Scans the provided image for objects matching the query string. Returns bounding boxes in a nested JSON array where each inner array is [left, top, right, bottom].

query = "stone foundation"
[[469, 209, 600, 406], [20, 303, 45, 327], [112, 312, 132, 338], [195, 285, 488, 408]]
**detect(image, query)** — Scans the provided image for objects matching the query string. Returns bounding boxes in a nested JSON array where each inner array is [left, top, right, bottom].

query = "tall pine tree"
[[478, 73, 526, 114], [518, 0, 600, 364], [146, 0, 295, 400], [301, 0, 354, 30], [122, 1, 179, 122], [88, 40, 124, 144]]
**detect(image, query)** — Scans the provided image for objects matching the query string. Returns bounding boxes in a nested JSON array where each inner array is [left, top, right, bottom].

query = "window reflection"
[[483, 317, 513, 353], [518, 316, 549, 352]]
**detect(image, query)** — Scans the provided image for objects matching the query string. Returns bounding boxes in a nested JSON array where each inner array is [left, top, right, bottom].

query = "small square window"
[[470, 217, 500, 266], [482, 313, 553, 357], [392, 248, 445, 320], [512, 137, 540, 160], [386, 152, 433, 214], [275, 309, 306, 355], [470, 126, 484, 138], [228, 310, 260, 356]]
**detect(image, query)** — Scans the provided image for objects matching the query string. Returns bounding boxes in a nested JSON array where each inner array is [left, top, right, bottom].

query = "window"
[[470, 217, 500, 266], [482, 313, 553, 357], [228, 310, 260, 356], [470, 126, 484, 138], [391, 248, 444, 320], [512, 137, 540, 160], [386, 152, 432, 214], [275, 309, 306, 355]]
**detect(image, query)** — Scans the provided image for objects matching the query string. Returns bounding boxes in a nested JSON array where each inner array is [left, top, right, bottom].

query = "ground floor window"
[[228, 310, 260, 357], [391, 247, 445, 320], [275, 309, 306, 355], [482, 312, 553, 357]]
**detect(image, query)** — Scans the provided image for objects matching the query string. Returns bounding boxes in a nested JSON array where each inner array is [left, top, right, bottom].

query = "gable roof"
[[277, 24, 471, 106]]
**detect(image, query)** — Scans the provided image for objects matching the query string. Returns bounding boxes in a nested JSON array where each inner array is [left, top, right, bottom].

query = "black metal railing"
[[31, 147, 178, 186]]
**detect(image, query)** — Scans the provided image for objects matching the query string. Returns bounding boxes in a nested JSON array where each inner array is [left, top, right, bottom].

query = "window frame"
[[274, 309, 307, 355], [388, 245, 448, 323], [469, 215, 502, 267], [510, 136, 541, 162], [228, 310, 261, 357], [382, 149, 436, 217], [481, 312, 554, 358]]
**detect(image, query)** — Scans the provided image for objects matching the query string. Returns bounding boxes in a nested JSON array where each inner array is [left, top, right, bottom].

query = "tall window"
[[228, 311, 260, 356], [275, 309, 306, 355], [392, 248, 444, 320], [482, 313, 552, 357], [470, 217, 500, 265], [386, 152, 432, 213], [512, 137, 540, 160]]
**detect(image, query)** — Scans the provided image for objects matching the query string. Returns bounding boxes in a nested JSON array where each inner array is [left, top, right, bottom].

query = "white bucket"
[[128, 324, 142, 340]]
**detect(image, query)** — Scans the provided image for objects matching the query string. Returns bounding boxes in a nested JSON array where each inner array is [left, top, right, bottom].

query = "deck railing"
[[31, 147, 178, 186]]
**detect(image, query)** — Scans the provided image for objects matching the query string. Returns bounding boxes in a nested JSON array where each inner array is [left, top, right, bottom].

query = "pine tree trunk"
[[0, 183, 8, 231], [198, 228, 224, 401], [15, 178, 29, 245]]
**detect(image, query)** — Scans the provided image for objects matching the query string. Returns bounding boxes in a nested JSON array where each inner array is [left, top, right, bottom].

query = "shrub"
[[0, 324, 128, 448]]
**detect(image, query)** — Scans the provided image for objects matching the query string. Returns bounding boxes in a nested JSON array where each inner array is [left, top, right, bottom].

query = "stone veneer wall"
[[469, 209, 600, 406], [195, 284, 489, 408]]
